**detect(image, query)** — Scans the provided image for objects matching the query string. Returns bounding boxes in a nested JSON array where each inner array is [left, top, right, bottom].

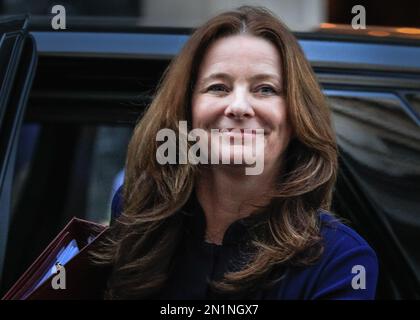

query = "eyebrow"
[[197, 72, 281, 87]]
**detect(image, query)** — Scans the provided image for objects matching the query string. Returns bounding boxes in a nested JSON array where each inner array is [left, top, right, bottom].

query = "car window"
[[326, 90, 420, 293], [12, 123, 132, 225]]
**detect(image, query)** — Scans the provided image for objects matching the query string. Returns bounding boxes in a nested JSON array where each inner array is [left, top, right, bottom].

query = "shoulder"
[[307, 210, 379, 299], [319, 210, 375, 251]]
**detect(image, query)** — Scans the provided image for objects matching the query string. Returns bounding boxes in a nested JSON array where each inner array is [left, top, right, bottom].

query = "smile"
[[219, 128, 265, 135]]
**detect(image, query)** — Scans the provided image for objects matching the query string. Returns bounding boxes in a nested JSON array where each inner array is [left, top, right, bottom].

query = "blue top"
[[111, 188, 378, 300]]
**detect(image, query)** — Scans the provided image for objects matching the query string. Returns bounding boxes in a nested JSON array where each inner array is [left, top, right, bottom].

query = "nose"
[[224, 87, 255, 119]]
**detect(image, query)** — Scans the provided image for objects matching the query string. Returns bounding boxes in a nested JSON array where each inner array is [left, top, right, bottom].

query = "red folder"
[[2, 217, 111, 300]]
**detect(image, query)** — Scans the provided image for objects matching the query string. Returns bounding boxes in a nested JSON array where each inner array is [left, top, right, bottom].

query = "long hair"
[[90, 5, 338, 299]]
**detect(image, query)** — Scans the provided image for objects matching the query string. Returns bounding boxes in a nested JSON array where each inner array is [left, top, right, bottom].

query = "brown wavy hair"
[[90, 5, 338, 299]]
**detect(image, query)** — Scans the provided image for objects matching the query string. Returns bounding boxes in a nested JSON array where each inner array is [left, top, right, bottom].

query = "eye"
[[256, 85, 278, 95], [207, 84, 229, 93]]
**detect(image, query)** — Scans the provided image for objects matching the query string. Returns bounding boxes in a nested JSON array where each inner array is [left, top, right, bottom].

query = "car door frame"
[[0, 15, 38, 286]]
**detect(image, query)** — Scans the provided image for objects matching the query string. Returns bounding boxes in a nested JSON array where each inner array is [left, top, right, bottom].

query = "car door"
[[0, 15, 38, 286]]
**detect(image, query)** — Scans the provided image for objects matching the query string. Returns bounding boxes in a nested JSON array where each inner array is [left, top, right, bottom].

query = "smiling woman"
[[192, 33, 290, 181], [90, 5, 378, 300]]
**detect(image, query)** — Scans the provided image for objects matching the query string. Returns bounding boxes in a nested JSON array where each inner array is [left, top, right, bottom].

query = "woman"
[[92, 5, 378, 300]]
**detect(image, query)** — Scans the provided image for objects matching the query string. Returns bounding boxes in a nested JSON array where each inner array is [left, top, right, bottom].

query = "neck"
[[195, 164, 278, 245]]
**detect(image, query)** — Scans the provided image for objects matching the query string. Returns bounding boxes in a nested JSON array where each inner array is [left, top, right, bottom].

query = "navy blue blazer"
[[111, 188, 378, 300]]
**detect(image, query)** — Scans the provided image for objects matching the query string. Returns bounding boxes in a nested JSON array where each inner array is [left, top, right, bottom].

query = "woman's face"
[[191, 34, 292, 175]]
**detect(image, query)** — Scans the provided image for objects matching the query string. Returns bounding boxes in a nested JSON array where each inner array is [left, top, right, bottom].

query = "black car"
[[0, 15, 419, 299]]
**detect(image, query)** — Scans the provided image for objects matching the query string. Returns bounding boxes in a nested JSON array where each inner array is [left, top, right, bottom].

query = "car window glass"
[[327, 90, 420, 279]]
